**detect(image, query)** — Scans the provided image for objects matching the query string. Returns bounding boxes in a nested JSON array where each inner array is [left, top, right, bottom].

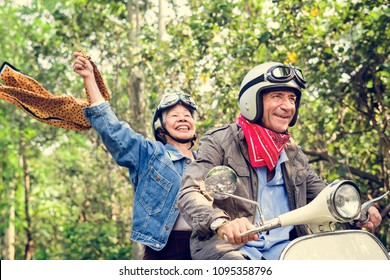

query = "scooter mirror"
[[205, 166, 238, 200]]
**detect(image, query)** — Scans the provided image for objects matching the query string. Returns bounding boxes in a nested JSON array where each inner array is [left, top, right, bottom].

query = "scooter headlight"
[[328, 180, 361, 222]]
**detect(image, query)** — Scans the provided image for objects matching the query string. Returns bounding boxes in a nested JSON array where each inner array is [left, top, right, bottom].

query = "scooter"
[[204, 166, 390, 260]]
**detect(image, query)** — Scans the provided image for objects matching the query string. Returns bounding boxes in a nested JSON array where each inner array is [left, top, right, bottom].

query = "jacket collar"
[[235, 124, 250, 163], [165, 143, 196, 161]]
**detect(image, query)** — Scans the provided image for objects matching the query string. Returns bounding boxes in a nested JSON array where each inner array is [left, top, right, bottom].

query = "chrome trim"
[[326, 180, 361, 222]]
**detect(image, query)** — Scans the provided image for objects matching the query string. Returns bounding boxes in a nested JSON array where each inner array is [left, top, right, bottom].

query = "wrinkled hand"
[[218, 217, 259, 245], [356, 206, 382, 230], [73, 51, 94, 79]]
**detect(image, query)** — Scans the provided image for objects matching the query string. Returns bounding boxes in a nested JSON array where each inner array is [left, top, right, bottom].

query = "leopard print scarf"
[[0, 53, 110, 130]]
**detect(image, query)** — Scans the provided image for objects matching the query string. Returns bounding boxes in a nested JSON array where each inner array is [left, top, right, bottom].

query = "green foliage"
[[0, 0, 389, 259]]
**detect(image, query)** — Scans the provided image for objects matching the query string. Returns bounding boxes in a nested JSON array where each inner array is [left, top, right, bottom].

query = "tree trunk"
[[127, 68, 146, 136], [126, 1, 147, 259], [1, 147, 15, 260], [126, 1, 140, 48], [19, 123, 34, 260], [4, 182, 15, 260], [158, 0, 167, 40]]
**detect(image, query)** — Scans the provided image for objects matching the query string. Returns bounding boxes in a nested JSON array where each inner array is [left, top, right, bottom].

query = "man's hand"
[[218, 217, 259, 245], [356, 206, 382, 230]]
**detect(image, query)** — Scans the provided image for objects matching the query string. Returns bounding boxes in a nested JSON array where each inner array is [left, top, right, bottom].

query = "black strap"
[[238, 74, 265, 99]]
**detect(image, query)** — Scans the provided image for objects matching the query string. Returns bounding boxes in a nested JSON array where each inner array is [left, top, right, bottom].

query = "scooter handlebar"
[[354, 191, 389, 224]]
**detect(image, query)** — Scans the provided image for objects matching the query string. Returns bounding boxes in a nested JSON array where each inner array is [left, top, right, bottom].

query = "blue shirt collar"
[[278, 149, 288, 165]]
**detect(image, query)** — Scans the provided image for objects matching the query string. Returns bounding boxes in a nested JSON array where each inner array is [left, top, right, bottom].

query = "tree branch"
[[302, 149, 382, 185], [380, 203, 390, 218]]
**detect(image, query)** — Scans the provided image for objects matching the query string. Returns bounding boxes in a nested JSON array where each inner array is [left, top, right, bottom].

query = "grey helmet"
[[152, 91, 198, 144], [238, 62, 307, 126]]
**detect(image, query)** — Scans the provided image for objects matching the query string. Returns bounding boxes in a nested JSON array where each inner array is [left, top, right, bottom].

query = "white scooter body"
[[205, 166, 390, 260], [280, 230, 389, 260]]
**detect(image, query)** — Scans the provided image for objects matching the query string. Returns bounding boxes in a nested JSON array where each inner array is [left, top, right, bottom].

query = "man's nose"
[[280, 97, 295, 110]]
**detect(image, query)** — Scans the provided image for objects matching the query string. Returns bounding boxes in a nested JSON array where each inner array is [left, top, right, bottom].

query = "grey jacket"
[[178, 123, 326, 260]]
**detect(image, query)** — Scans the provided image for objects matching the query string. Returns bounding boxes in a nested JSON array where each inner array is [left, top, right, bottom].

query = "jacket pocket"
[[227, 158, 250, 178], [139, 167, 173, 215], [295, 168, 308, 186], [224, 158, 255, 218]]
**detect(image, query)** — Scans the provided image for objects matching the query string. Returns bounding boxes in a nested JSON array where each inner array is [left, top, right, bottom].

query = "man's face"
[[164, 103, 196, 144], [261, 90, 297, 133]]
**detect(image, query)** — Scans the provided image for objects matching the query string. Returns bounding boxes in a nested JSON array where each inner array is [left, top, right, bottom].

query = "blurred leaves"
[[0, 0, 389, 258]]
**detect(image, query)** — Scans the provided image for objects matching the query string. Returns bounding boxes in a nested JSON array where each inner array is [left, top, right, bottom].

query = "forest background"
[[0, 0, 388, 260]]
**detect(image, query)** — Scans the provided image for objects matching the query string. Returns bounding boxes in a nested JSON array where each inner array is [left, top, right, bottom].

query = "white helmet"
[[238, 62, 307, 126]]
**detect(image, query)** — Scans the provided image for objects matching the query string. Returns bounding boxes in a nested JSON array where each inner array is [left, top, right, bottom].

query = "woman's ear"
[[157, 127, 167, 143]]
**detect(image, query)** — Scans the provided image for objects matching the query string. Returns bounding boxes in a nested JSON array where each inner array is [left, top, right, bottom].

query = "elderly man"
[[178, 62, 382, 260]]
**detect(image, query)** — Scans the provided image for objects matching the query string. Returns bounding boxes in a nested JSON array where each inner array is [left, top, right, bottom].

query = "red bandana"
[[236, 114, 290, 171]]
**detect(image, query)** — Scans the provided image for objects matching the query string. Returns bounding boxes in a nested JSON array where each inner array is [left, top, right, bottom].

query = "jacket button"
[[156, 243, 160, 248], [155, 175, 160, 181], [186, 159, 191, 164], [165, 226, 170, 230], [174, 204, 179, 209]]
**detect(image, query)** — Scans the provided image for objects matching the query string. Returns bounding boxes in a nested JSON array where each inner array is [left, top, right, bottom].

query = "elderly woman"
[[73, 51, 198, 260]]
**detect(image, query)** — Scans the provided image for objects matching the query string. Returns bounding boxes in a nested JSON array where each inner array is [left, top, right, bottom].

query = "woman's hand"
[[72, 51, 104, 103], [73, 51, 94, 79]]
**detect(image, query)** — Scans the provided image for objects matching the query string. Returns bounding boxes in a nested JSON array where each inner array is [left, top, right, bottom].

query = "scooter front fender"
[[279, 230, 390, 260]]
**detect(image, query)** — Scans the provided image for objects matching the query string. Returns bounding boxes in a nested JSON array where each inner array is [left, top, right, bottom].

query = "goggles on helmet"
[[266, 65, 306, 87], [239, 65, 306, 98], [158, 93, 197, 111]]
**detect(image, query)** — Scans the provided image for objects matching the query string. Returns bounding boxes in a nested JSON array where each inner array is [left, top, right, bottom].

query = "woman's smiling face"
[[164, 103, 196, 144]]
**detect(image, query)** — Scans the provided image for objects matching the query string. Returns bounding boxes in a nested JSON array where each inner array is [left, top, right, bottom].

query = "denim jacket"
[[83, 101, 195, 250]]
